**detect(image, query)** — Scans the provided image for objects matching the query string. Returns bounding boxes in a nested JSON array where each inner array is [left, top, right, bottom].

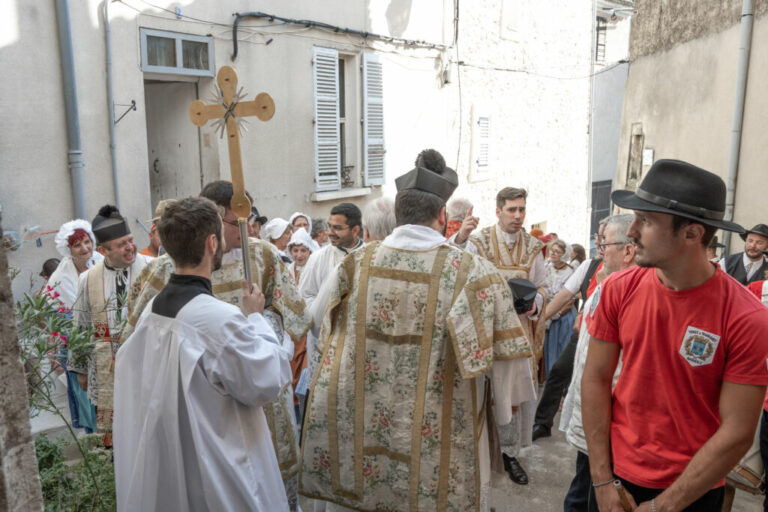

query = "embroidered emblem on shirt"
[[679, 326, 720, 367], [589, 284, 601, 318]]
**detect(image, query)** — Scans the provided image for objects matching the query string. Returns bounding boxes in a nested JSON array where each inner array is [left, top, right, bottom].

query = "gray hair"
[[363, 197, 396, 241], [310, 218, 328, 239], [604, 214, 634, 244], [446, 197, 473, 221]]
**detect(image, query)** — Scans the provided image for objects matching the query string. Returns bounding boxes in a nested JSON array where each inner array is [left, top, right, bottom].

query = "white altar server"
[[114, 197, 292, 512]]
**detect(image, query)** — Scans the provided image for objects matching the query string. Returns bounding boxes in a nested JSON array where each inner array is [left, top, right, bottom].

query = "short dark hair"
[[395, 189, 445, 226], [200, 181, 254, 212], [496, 187, 527, 209], [40, 258, 60, 278], [158, 197, 222, 267], [671, 215, 717, 247], [330, 203, 362, 229]]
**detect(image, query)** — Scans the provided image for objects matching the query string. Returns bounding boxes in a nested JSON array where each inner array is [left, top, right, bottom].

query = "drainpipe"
[[104, 0, 121, 209], [54, 0, 86, 219], [723, 0, 753, 256]]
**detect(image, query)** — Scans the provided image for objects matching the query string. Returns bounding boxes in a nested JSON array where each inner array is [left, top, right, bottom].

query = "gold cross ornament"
[[189, 66, 275, 284]]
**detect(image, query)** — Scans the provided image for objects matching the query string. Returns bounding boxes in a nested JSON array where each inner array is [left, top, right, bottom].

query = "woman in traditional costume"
[[46, 219, 101, 432], [543, 239, 576, 376]]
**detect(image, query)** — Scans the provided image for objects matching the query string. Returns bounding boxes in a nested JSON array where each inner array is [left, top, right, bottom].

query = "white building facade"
[[2, 0, 596, 297]]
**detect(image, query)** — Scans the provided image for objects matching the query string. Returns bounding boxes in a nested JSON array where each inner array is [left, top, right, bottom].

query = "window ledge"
[[311, 187, 372, 202]]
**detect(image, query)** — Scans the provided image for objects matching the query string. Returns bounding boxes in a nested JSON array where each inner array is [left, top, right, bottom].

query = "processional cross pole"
[[189, 66, 275, 285]]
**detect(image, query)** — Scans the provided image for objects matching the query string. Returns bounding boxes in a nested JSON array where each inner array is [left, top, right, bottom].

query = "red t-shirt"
[[588, 265, 768, 488], [746, 280, 768, 411]]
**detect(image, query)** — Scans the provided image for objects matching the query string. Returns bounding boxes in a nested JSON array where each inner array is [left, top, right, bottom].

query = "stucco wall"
[[616, 10, 768, 251], [629, 0, 768, 59], [2, 0, 593, 297]]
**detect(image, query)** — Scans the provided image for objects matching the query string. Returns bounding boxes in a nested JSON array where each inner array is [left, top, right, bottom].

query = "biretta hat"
[[611, 159, 744, 233], [507, 278, 538, 315], [740, 224, 768, 241], [395, 149, 458, 202], [92, 205, 130, 245]]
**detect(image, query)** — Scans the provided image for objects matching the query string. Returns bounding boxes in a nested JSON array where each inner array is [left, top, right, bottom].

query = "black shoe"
[[532, 424, 551, 442], [502, 454, 529, 485]]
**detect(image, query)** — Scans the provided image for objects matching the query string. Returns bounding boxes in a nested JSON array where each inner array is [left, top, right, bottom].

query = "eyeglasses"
[[597, 242, 625, 251], [223, 214, 255, 227]]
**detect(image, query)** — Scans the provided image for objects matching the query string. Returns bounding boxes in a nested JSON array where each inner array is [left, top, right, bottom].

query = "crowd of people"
[[33, 151, 768, 512]]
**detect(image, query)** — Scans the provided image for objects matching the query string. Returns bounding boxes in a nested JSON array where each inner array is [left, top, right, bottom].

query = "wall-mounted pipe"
[[54, 0, 86, 219], [105, 0, 121, 209], [723, 0, 753, 255]]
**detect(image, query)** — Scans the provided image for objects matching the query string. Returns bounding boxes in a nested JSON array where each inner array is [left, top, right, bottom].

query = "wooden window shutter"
[[313, 47, 341, 191], [476, 115, 490, 170], [363, 53, 385, 186]]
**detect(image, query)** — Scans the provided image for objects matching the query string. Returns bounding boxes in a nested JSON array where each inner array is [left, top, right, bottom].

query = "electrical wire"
[[454, 58, 630, 80]]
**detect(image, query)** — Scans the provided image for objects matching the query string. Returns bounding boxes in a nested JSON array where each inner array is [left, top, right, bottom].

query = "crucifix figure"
[[189, 66, 275, 284]]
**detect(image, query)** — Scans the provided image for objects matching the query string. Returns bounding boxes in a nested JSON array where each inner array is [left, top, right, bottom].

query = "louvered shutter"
[[313, 47, 341, 191], [363, 53, 385, 186], [476, 115, 490, 169]]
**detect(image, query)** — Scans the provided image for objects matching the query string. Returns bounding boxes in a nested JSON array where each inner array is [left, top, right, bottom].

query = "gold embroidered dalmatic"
[[469, 225, 547, 361], [299, 242, 530, 511], [123, 239, 312, 480]]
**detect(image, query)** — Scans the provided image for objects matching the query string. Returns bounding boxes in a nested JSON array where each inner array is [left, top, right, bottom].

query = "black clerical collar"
[[338, 239, 363, 255], [104, 261, 129, 272], [152, 273, 213, 318]]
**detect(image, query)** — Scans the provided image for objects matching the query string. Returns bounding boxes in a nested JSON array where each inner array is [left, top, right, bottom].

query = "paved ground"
[[489, 413, 763, 511], [301, 410, 763, 511]]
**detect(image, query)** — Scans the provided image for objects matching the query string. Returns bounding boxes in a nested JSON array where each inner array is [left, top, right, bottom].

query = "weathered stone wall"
[[0, 215, 43, 511], [630, 0, 768, 59]]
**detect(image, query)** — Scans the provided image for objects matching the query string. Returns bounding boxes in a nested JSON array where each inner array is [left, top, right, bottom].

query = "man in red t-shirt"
[[582, 159, 768, 512]]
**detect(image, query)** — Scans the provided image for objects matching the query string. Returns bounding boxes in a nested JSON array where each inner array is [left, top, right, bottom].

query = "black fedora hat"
[[740, 223, 768, 241], [708, 236, 725, 249], [611, 159, 744, 233]]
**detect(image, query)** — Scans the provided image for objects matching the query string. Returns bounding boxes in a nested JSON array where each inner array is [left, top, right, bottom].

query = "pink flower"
[[51, 332, 59, 338], [362, 465, 373, 477], [52, 291, 60, 298], [476, 290, 488, 300]]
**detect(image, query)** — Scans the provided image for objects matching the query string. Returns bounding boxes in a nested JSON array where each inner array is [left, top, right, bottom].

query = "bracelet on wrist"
[[592, 478, 614, 488], [651, 497, 657, 512]]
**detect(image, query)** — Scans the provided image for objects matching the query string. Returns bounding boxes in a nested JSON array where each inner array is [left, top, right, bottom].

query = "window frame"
[[140, 28, 215, 77]]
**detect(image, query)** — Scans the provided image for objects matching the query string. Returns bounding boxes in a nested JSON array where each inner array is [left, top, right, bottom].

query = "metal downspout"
[[54, 0, 86, 219], [724, 0, 753, 255], [105, 0, 121, 209]]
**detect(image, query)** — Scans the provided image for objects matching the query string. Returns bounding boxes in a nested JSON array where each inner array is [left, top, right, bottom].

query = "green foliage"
[[17, 293, 116, 510], [35, 434, 116, 511]]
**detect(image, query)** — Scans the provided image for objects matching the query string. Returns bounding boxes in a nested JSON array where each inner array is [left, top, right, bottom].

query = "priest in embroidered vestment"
[[114, 197, 292, 511], [451, 187, 549, 485], [70, 205, 150, 445], [122, 182, 312, 512], [299, 150, 535, 511]]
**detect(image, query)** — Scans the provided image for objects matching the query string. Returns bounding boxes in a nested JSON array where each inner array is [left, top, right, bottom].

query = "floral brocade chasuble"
[[123, 239, 311, 480], [300, 242, 530, 511], [469, 226, 546, 360]]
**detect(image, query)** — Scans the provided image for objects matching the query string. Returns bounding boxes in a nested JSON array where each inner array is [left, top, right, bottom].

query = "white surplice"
[[113, 293, 293, 512]]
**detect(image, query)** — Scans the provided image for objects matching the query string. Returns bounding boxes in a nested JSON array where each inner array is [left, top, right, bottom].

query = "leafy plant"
[[17, 291, 115, 510], [35, 434, 116, 511]]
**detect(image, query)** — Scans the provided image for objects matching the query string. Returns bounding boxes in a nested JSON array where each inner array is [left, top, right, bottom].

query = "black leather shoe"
[[532, 424, 551, 442], [502, 454, 529, 485]]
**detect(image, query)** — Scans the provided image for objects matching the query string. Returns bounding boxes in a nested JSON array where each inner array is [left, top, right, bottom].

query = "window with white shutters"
[[472, 114, 490, 179], [313, 47, 341, 191], [363, 53, 385, 186]]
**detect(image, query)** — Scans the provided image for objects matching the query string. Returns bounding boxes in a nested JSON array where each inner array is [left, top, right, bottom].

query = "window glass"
[[147, 35, 175, 67], [182, 40, 209, 70]]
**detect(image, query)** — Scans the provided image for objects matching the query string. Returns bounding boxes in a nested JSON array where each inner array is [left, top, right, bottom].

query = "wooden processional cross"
[[189, 66, 275, 284]]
